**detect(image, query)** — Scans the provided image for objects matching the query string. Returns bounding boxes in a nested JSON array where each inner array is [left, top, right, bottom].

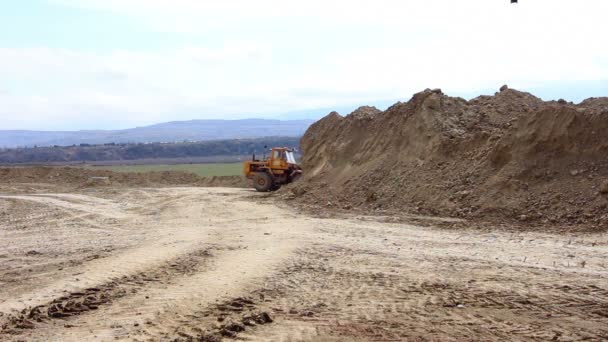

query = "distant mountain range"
[[0, 119, 314, 148]]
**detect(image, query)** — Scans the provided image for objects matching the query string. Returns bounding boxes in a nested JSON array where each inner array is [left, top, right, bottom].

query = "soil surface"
[[1, 185, 607, 341], [293, 87, 608, 229], [0, 166, 247, 191]]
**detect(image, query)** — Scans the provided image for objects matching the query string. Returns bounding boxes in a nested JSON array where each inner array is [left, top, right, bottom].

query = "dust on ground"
[[1, 183, 607, 341]]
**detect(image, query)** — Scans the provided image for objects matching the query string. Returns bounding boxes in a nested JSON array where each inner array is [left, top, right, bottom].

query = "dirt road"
[[1, 187, 607, 341]]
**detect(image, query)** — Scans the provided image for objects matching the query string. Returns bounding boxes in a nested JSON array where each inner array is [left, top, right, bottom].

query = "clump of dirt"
[[0, 166, 247, 189], [169, 297, 273, 341], [289, 86, 608, 229]]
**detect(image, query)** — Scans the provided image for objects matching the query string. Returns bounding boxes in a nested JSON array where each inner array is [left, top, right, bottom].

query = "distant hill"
[[0, 119, 313, 148], [0, 137, 300, 164]]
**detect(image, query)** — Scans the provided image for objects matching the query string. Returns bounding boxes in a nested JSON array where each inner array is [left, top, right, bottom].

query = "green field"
[[84, 163, 242, 177]]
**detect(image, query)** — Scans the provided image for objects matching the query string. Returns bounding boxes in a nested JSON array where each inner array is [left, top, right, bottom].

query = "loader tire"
[[253, 172, 273, 192], [291, 172, 302, 183]]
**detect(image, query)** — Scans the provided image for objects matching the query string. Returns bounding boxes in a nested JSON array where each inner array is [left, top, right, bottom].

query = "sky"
[[0, 0, 607, 131]]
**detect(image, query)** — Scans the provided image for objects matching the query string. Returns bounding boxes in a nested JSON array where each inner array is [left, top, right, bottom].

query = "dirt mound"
[[0, 166, 247, 188], [291, 86, 608, 228]]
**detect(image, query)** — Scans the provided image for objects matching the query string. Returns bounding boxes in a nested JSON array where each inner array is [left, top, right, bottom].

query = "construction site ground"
[[1, 185, 607, 341]]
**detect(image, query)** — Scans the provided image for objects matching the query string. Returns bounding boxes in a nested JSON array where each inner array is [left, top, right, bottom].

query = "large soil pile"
[[0, 166, 247, 188], [291, 86, 608, 228]]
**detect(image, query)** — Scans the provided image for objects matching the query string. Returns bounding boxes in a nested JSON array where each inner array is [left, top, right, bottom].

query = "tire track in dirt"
[[28, 220, 311, 341], [0, 188, 237, 309], [244, 245, 608, 341], [0, 195, 128, 219], [0, 199, 65, 228], [1, 189, 204, 312], [231, 216, 608, 341], [1, 187, 315, 341], [0, 224, 216, 315], [2, 186, 607, 341], [242, 220, 608, 341], [1, 247, 215, 335]]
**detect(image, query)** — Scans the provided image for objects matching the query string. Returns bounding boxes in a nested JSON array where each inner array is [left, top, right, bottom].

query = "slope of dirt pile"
[[0, 166, 246, 189], [291, 86, 608, 228]]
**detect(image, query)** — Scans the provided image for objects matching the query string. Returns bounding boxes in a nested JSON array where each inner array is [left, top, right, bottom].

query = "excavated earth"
[[289, 87, 608, 231]]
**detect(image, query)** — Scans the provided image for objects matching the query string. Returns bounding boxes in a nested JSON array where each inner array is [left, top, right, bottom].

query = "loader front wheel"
[[253, 172, 273, 192]]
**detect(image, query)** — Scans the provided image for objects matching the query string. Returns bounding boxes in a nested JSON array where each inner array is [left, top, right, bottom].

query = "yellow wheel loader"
[[243, 147, 302, 192]]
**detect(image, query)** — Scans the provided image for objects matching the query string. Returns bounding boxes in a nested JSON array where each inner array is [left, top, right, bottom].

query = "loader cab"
[[269, 147, 296, 169]]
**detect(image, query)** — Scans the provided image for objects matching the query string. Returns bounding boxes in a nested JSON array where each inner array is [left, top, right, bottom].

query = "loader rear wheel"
[[253, 172, 273, 192]]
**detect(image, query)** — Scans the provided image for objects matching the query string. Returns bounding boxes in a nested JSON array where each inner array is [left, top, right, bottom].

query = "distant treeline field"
[[0, 136, 300, 164]]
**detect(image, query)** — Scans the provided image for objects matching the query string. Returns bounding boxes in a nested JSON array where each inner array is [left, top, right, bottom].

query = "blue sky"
[[0, 0, 607, 130]]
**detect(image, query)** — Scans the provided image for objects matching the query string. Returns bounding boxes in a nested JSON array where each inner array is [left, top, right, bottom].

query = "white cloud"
[[1, 0, 607, 129], [51, 0, 608, 35]]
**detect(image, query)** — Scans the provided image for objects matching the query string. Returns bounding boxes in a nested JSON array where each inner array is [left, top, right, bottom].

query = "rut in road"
[[1, 187, 607, 341], [0, 188, 313, 340]]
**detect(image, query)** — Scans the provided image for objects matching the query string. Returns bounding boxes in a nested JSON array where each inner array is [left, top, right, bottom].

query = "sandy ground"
[[0, 186, 607, 341]]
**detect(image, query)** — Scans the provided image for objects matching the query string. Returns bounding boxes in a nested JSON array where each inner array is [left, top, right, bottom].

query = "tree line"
[[0, 137, 300, 164]]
